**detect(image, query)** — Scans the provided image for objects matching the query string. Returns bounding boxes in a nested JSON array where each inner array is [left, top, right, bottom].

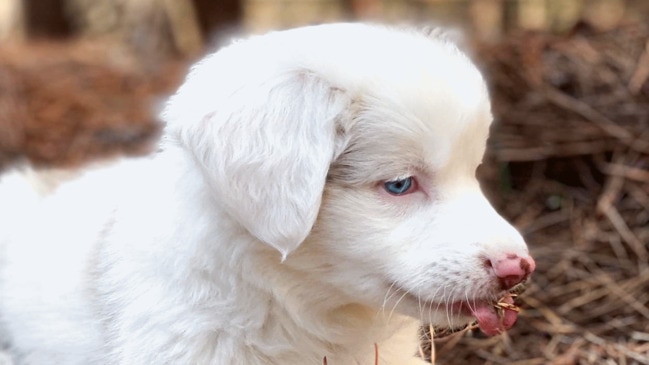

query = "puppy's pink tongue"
[[470, 297, 518, 336]]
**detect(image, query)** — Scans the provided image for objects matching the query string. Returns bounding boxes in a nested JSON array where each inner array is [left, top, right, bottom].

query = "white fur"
[[0, 23, 530, 364]]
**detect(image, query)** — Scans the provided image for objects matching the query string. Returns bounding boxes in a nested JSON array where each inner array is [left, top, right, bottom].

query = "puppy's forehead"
[[266, 24, 486, 102], [218, 24, 491, 183], [334, 95, 491, 186], [294, 25, 492, 178], [357, 78, 492, 174], [301, 25, 488, 107]]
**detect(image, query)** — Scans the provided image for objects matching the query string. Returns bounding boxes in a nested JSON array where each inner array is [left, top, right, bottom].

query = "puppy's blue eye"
[[384, 177, 413, 195]]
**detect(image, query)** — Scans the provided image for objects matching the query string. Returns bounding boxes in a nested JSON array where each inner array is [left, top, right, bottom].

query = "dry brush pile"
[[0, 41, 185, 171], [431, 22, 649, 364]]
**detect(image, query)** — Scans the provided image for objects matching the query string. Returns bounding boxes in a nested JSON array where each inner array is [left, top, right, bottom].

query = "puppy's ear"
[[168, 68, 350, 258]]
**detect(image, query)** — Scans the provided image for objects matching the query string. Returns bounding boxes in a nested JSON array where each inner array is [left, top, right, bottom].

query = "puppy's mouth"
[[396, 288, 522, 336], [447, 294, 519, 336]]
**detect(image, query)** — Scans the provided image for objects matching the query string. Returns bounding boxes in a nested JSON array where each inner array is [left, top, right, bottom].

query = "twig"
[[628, 40, 649, 94]]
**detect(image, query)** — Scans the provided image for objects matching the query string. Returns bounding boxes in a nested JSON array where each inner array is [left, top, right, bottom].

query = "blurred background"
[[0, 0, 648, 364]]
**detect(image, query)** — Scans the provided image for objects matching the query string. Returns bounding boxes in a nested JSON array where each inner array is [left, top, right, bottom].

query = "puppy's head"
[[164, 24, 534, 335]]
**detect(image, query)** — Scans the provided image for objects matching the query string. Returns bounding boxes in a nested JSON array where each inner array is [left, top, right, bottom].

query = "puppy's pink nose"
[[484, 254, 536, 291]]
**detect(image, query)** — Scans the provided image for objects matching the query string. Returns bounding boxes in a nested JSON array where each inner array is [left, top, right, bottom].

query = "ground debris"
[[0, 41, 186, 170]]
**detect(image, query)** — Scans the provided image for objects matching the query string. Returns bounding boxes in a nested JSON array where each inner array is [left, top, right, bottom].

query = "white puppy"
[[0, 23, 535, 364]]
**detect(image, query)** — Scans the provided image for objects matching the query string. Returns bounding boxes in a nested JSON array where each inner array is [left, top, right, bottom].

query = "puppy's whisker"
[[427, 296, 436, 327], [431, 286, 446, 326], [427, 285, 445, 325], [464, 290, 475, 314], [383, 283, 400, 315], [472, 291, 480, 315], [441, 285, 454, 330], [448, 286, 458, 330], [388, 288, 410, 324], [417, 287, 424, 320], [449, 285, 461, 329], [381, 282, 398, 315]]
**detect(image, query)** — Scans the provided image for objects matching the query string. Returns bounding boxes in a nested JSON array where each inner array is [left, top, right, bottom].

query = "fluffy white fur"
[[0, 23, 532, 364]]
